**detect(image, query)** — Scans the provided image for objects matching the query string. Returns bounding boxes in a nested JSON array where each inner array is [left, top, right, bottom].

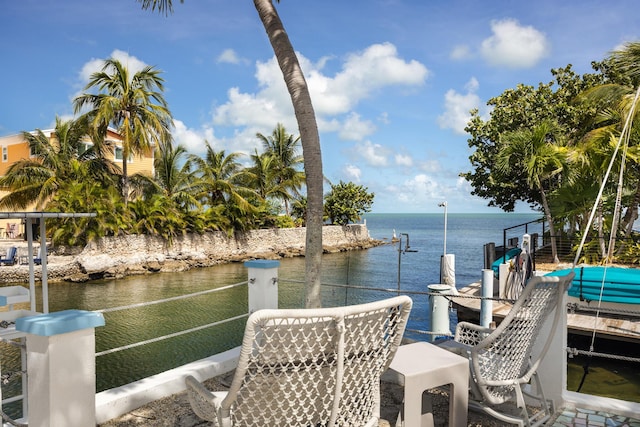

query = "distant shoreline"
[[0, 224, 383, 284]]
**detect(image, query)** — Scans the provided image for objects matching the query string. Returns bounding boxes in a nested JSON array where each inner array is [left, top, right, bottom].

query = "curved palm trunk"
[[254, 0, 323, 308]]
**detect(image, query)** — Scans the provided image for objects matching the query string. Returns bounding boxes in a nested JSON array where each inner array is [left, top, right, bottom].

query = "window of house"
[[114, 146, 133, 162], [2, 146, 7, 162], [78, 142, 91, 155]]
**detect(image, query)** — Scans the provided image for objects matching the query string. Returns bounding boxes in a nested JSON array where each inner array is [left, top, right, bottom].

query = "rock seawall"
[[0, 224, 382, 283]]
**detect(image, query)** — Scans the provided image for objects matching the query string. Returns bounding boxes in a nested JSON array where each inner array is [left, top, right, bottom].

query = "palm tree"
[[130, 140, 199, 212], [0, 116, 118, 210], [256, 123, 305, 214], [138, 0, 325, 308], [188, 141, 258, 228], [73, 58, 173, 203], [497, 121, 569, 263]]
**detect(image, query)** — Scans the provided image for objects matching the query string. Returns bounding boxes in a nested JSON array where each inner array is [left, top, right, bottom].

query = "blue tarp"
[[546, 266, 640, 304]]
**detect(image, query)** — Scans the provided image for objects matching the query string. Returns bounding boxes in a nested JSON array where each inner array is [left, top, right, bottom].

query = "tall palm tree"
[[73, 58, 173, 203], [497, 121, 569, 263], [188, 141, 257, 217], [138, 0, 325, 308], [0, 116, 118, 210], [256, 123, 305, 215]]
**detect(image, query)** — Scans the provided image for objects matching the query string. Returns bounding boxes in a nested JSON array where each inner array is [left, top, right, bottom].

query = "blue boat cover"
[[546, 267, 640, 304]]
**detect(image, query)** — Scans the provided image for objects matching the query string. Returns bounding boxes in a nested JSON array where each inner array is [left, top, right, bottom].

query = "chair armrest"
[[454, 321, 493, 346], [185, 375, 226, 425]]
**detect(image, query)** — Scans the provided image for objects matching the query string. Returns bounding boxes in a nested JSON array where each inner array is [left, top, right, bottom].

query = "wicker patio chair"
[[185, 295, 412, 427], [445, 272, 574, 427]]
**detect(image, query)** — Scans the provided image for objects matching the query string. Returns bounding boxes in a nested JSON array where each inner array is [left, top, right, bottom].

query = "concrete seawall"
[[0, 224, 382, 283]]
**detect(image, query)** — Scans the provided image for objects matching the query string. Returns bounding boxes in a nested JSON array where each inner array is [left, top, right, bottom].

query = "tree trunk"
[[121, 150, 129, 205], [254, 0, 323, 308], [539, 186, 559, 263], [621, 179, 640, 238]]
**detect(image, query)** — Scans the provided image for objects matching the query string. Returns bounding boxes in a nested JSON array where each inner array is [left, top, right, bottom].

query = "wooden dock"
[[452, 282, 640, 344]]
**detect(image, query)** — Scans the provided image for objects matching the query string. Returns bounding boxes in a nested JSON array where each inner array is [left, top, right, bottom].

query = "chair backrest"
[[6, 247, 16, 260], [470, 272, 574, 405], [221, 295, 412, 427]]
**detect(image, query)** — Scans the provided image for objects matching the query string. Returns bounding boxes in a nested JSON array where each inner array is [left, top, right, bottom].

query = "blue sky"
[[1, 1, 638, 213]]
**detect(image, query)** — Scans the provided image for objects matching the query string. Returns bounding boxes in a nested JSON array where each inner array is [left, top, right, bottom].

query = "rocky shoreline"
[[0, 224, 385, 284]]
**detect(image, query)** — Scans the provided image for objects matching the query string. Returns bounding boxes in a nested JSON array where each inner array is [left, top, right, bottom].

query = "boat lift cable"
[[571, 85, 640, 392]]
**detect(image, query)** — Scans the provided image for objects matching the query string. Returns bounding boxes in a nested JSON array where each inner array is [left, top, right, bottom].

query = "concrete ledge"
[[95, 346, 241, 424]]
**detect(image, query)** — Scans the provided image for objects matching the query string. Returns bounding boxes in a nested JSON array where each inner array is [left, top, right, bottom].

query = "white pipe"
[[480, 269, 493, 327], [429, 284, 451, 342]]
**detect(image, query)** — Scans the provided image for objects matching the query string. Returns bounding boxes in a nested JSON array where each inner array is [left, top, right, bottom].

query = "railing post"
[[480, 269, 493, 328], [245, 259, 280, 313], [16, 310, 105, 427]]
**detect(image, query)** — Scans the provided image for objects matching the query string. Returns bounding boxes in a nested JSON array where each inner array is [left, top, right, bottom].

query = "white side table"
[[386, 341, 469, 427]]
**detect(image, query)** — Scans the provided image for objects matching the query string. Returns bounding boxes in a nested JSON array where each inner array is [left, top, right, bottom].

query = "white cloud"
[[394, 173, 440, 203], [213, 42, 429, 133], [437, 77, 482, 134], [481, 19, 549, 68], [217, 48, 245, 65], [172, 119, 215, 154], [450, 44, 471, 60], [343, 164, 362, 182], [356, 140, 389, 167], [338, 112, 376, 141], [395, 154, 413, 167], [79, 50, 147, 84]]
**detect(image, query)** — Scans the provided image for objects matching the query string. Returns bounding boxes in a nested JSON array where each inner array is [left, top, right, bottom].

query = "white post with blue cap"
[[245, 259, 280, 313], [16, 310, 105, 427]]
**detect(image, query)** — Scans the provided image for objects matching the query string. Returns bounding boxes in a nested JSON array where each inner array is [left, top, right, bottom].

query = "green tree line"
[[463, 41, 640, 264], [0, 59, 373, 246]]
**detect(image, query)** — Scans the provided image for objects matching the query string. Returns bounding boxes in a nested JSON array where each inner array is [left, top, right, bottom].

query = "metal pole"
[[439, 201, 448, 255]]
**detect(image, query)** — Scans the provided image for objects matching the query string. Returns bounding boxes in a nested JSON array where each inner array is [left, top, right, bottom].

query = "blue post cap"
[[16, 309, 105, 336], [244, 259, 280, 269]]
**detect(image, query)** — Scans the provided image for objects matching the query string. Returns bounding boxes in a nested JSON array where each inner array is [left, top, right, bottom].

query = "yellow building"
[[0, 127, 155, 238]]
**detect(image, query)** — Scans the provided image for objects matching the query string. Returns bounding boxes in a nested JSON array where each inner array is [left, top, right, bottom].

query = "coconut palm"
[[73, 58, 173, 203], [246, 148, 297, 206], [189, 141, 259, 230], [130, 140, 199, 212], [138, 0, 324, 308], [497, 121, 569, 263], [0, 116, 118, 210], [256, 123, 305, 214]]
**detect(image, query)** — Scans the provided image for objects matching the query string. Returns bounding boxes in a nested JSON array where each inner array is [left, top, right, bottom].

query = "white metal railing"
[[94, 281, 248, 357]]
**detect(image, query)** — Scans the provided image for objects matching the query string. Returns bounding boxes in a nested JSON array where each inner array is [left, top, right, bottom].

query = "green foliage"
[[47, 181, 129, 246], [291, 196, 307, 226], [324, 181, 374, 225], [462, 65, 608, 212]]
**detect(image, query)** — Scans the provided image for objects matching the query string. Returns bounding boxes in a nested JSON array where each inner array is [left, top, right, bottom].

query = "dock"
[[452, 282, 640, 343]]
